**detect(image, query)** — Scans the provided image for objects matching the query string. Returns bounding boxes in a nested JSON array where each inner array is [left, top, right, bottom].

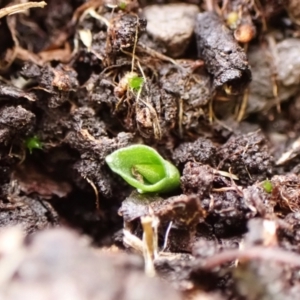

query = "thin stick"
[[237, 88, 249, 122], [162, 221, 173, 252], [137, 44, 181, 67], [88, 9, 110, 27], [85, 177, 100, 211], [201, 246, 300, 270], [71, 0, 103, 24], [266, 35, 281, 113], [131, 15, 140, 72], [0, 1, 47, 19], [178, 98, 183, 138], [123, 229, 143, 254], [137, 60, 147, 85], [141, 216, 159, 277]]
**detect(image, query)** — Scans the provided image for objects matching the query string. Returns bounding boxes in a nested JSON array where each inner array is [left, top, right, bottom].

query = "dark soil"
[[1, 0, 300, 299]]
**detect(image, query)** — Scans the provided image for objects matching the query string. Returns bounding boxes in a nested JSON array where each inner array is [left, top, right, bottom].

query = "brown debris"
[[0, 83, 37, 101], [0, 2, 47, 19], [195, 11, 251, 91], [0, 227, 182, 300], [181, 163, 214, 196], [217, 131, 273, 185], [200, 246, 300, 270], [1, 1, 300, 298], [120, 192, 205, 228], [12, 163, 72, 199], [271, 174, 300, 212], [107, 14, 147, 55], [0, 180, 58, 234]]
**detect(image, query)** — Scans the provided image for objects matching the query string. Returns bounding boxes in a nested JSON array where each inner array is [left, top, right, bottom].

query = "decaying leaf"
[[13, 164, 72, 199]]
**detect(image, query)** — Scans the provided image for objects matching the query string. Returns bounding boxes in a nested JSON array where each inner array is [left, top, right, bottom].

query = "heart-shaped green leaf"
[[105, 145, 180, 193]]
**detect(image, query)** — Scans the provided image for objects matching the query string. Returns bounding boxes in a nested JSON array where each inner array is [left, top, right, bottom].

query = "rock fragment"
[[144, 4, 199, 57]]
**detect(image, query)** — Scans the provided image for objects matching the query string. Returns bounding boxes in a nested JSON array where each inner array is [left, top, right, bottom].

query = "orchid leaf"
[[105, 145, 180, 193]]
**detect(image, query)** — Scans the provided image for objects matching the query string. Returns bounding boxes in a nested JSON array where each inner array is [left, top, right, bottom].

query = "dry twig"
[[0, 1, 47, 19], [201, 246, 300, 270]]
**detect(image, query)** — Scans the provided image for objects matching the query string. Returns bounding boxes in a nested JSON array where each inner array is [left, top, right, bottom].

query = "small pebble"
[[143, 4, 199, 57]]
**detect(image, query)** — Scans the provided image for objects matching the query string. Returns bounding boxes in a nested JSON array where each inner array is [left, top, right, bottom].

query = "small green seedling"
[[25, 135, 42, 154], [262, 180, 273, 193], [128, 75, 144, 92], [105, 145, 180, 193], [119, 2, 127, 10]]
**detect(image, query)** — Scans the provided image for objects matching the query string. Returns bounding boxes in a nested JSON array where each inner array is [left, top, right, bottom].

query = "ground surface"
[[1, 0, 300, 299]]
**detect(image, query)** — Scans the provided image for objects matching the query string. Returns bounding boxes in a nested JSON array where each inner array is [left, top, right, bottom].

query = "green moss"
[[119, 2, 127, 10], [25, 136, 42, 154], [262, 180, 273, 193], [128, 75, 144, 92]]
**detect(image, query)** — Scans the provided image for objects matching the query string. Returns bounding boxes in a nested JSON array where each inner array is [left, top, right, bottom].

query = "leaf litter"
[[1, 0, 300, 299]]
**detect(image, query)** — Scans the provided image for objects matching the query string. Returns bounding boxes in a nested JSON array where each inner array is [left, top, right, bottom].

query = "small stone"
[[143, 4, 199, 58], [247, 39, 300, 114]]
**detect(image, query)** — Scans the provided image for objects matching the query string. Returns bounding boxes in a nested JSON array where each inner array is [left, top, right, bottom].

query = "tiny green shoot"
[[262, 180, 273, 193], [25, 135, 42, 154], [105, 145, 180, 194], [128, 75, 144, 92], [119, 2, 126, 10]]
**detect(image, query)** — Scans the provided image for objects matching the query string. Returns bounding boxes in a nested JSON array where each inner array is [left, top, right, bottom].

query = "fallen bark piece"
[[195, 12, 251, 90]]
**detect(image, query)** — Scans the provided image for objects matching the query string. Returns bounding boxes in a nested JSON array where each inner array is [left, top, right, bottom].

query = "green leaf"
[[119, 2, 127, 10], [128, 76, 144, 92], [133, 164, 164, 184], [105, 145, 180, 193], [25, 135, 42, 154], [262, 180, 273, 193]]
